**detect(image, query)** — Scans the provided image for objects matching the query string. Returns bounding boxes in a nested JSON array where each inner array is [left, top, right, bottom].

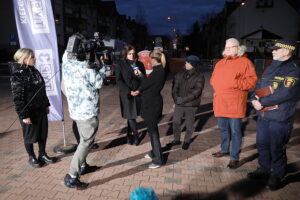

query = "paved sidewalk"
[[0, 71, 300, 200]]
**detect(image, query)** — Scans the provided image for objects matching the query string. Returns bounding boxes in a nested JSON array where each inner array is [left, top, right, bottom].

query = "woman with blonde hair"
[[10, 48, 57, 168], [132, 49, 166, 168]]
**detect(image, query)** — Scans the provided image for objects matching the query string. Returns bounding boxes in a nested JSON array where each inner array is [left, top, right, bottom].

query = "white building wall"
[[227, 0, 300, 40]]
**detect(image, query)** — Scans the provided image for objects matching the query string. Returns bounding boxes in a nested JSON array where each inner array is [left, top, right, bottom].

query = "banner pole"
[[53, 120, 77, 154]]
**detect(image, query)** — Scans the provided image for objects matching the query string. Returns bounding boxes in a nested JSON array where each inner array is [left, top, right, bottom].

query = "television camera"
[[66, 32, 112, 67]]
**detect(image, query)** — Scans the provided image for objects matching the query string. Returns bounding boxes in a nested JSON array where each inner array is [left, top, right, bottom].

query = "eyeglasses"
[[127, 53, 135, 55], [225, 46, 238, 50]]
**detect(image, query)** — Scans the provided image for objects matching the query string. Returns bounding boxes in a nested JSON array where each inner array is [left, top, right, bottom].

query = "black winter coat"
[[172, 68, 205, 107], [9, 62, 50, 119], [116, 59, 146, 119], [140, 65, 166, 122]]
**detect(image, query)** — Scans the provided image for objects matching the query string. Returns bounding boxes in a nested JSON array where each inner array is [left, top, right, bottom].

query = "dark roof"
[[99, 1, 118, 16], [286, 0, 300, 13], [223, 1, 243, 16], [241, 29, 282, 39]]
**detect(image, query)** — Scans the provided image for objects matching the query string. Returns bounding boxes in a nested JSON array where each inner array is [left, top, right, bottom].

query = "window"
[[256, 0, 274, 8]]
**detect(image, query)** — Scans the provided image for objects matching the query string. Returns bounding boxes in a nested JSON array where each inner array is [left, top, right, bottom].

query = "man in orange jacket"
[[210, 38, 257, 169]]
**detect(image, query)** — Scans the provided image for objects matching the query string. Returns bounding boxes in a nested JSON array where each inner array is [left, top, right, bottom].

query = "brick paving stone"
[[101, 189, 120, 198], [118, 191, 131, 199], [164, 177, 182, 185], [113, 185, 131, 193], [18, 188, 41, 197], [139, 180, 157, 189], [149, 176, 165, 183], [6, 187, 25, 195], [5, 194, 28, 200], [163, 188, 181, 197], [53, 191, 73, 200], [0, 193, 12, 200], [123, 179, 141, 187], [156, 182, 173, 190], [69, 193, 91, 200], [24, 196, 44, 200]]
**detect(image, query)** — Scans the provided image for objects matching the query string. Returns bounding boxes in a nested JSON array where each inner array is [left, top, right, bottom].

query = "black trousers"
[[172, 106, 197, 143], [146, 120, 163, 165]]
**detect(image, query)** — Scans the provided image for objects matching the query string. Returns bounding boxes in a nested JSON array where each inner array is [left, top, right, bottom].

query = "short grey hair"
[[222, 38, 247, 57], [226, 38, 240, 46]]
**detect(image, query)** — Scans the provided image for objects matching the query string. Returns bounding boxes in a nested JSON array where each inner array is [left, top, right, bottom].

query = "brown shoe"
[[212, 151, 229, 158], [227, 160, 239, 169]]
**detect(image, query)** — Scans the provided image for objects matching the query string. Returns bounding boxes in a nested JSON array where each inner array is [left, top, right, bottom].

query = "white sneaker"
[[144, 154, 151, 159], [148, 163, 161, 169]]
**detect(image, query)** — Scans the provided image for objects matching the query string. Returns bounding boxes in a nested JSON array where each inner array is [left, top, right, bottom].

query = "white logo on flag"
[[35, 49, 57, 96], [28, 0, 49, 34]]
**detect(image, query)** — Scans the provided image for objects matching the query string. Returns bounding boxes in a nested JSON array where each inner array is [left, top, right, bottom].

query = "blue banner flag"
[[13, 0, 63, 121]]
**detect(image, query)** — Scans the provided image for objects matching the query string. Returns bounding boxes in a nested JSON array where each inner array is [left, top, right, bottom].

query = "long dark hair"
[[121, 45, 136, 60]]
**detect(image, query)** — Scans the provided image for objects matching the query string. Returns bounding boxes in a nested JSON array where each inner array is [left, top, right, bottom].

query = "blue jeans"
[[217, 117, 242, 161], [257, 117, 292, 179]]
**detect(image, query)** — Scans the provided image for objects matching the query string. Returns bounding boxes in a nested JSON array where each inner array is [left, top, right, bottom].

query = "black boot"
[[28, 156, 42, 168], [132, 132, 139, 146], [25, 143, 42, 168], [127, 133, 133, 145], [38, 140, 58, 164], [38, 153, 58, 164]]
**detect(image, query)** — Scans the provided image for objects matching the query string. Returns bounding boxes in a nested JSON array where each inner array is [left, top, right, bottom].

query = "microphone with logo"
[[131, 60, 141, 76]]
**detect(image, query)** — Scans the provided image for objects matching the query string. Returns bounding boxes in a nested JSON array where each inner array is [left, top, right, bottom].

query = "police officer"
[[248, 40, 300, 190]]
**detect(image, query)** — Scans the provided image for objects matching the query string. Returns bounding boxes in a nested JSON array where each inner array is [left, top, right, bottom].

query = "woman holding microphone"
[[132, 49, 166, 168]]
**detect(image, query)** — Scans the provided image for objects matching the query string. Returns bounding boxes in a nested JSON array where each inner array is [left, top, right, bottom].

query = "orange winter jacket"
[[210, 55, 257, 118]]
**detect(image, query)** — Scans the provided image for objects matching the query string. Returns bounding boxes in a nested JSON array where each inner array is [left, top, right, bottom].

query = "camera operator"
[[62, 33, 106, 190]]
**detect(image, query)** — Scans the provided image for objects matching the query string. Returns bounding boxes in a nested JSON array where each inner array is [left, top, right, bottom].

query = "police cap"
[[269, 39, 296, 51]]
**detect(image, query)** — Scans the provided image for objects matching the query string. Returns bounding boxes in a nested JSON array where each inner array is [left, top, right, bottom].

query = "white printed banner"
[[13, 0, 63, 121]]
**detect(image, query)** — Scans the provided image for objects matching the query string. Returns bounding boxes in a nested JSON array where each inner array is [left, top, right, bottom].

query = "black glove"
[[175, 97, 183, 105]]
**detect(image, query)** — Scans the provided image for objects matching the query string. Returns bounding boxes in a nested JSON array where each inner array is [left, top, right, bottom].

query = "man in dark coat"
[[171, 55, 205, 150]]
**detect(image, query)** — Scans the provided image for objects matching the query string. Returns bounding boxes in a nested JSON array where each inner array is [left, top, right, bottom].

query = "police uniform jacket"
[[139, 65, 166, 123], [116, 59, 146, 119], [252, 59, 300, 122], [9, 62, 50, 120]]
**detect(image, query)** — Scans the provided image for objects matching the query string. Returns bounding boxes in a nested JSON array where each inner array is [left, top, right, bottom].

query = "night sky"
[[110, 0, 230, 36]]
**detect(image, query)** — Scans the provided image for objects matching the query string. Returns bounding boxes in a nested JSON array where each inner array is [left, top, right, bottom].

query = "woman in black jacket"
[[116, 45, 146, 145], [132, 49, 166, 168], [10, 48, 57, 168]]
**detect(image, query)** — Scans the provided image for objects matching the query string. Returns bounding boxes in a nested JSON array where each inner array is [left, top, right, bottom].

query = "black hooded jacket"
[[9, 62, 50, 119]]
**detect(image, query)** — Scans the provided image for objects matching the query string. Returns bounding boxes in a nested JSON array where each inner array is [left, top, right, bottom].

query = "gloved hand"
[[175, 97, 183, 105]]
